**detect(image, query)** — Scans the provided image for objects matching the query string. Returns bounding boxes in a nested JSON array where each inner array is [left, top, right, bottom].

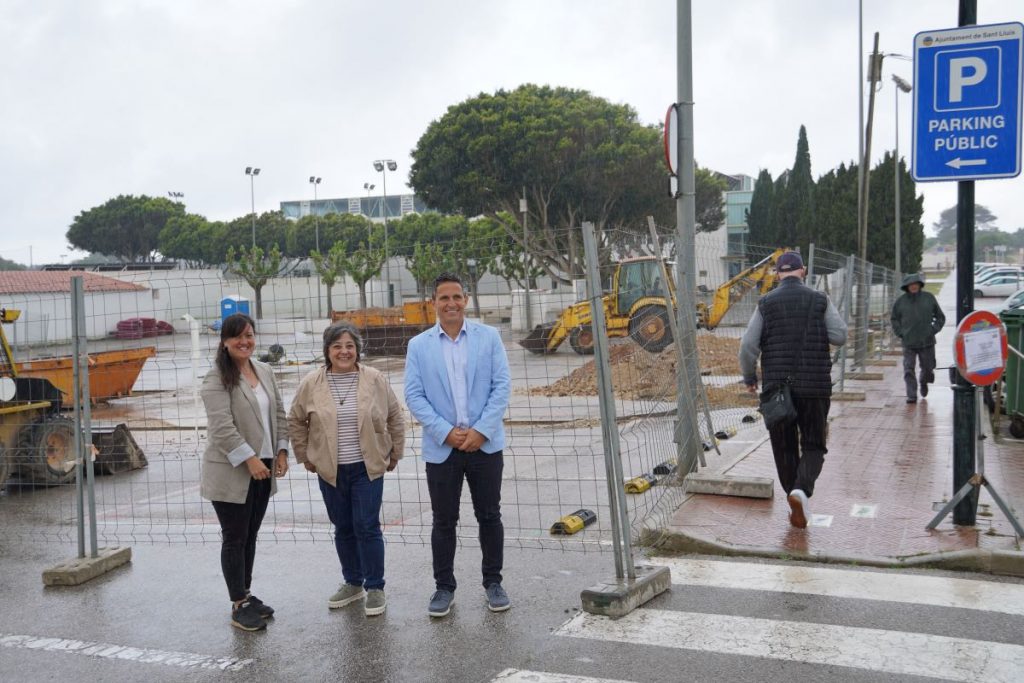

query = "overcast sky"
[[1, 0, 1021, 265]]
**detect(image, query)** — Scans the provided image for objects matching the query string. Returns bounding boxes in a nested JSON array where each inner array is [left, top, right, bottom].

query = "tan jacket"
[[288, 364, 406, 486], [200, 360, 288, 504]]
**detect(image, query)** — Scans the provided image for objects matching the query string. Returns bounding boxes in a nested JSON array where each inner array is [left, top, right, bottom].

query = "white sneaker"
[[788, 489, 809, 529]]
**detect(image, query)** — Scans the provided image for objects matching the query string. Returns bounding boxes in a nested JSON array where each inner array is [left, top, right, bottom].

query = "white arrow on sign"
[[945, 157, 988, 169]]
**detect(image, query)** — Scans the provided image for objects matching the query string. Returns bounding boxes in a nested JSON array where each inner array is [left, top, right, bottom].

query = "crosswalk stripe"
[[0, 633, 253, 671], [491, 668, 636, 683], [555, 609, 1024, 683], [647, 556, 1024, 617]]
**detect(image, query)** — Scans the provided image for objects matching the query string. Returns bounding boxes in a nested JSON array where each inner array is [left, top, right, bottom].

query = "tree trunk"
[[254, 287, 263, 319], [359, 283, 368, 309], [471, 278, 482, 319], [326, 285, 333, 318]]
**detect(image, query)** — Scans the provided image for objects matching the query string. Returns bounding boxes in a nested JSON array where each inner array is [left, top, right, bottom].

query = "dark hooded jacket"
[[891, 273, 945, 349]]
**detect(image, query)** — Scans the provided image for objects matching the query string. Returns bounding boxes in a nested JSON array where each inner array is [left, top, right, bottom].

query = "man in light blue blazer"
[[405, 272, 511, 618]]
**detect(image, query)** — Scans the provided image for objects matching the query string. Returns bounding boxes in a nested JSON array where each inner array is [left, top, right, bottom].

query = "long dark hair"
[[216, 313, 256, 389]]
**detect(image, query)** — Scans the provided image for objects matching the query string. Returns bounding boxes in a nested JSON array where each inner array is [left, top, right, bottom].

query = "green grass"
[[924, 281, 944, 295]]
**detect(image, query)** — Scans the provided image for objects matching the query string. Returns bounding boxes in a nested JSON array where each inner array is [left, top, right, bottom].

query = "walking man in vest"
[[739, 252, 848, 528], [890, 273, 945, 404]]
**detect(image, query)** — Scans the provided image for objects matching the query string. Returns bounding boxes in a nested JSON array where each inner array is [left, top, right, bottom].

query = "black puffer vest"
[[758, 277, 833, 398]]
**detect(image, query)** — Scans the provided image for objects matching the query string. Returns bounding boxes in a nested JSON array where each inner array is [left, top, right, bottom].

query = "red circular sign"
[[953, 310, 1008, 386]]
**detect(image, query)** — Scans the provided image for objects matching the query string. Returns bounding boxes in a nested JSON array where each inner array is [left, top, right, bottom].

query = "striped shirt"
[[326, 370, 361, 465]]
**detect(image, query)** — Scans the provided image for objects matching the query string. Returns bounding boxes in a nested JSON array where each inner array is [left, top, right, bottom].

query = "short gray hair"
[[322, 321, 362, 368]]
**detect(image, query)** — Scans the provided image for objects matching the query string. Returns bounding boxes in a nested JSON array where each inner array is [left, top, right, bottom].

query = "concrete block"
[[42, 547, 131, 586], [684, 472, 774, 499], [866, 359, 898, 367], [580, 564, 671, 617], [844, 372, 884, 380], [833, 390, 867, 401], [991, 549, 1024, 578]]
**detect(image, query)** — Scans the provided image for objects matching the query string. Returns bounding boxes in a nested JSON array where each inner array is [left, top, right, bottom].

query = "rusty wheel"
[[569, 326, 595, 355], [19, 416, 77, 485], [629, 305, 673, 353]]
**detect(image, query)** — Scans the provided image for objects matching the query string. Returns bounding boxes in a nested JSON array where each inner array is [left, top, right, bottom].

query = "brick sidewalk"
[[664, 279, 1024, 572]]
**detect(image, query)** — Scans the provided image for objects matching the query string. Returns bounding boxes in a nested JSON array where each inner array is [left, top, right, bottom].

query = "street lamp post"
[[245, 167, 261, 247], [373, 160, 398, 306], [309, 175, 323, 318], [168, 191, 184, 205], [892, 74, 912, 283], [363, 183, 375, 217]]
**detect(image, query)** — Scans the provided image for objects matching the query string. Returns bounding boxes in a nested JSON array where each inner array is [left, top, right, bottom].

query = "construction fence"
[[0, 230, 900, 555]]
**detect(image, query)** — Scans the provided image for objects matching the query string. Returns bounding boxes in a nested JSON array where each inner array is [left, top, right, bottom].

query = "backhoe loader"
[[519, 249, 785, 355]]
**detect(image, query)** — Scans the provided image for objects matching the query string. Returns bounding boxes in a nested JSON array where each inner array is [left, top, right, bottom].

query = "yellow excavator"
[[518, 249, 786, 355], [0, 308, 145, 489]]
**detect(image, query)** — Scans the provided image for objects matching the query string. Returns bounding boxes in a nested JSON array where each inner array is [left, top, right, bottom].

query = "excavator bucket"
[[92, 423, 147, 475], [519, 322, 557, 354]]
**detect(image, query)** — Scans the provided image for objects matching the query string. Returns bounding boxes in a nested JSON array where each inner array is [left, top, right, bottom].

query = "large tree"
[[774, 126, 817, 253], [67, 195, 184, 261], [0, 255, 26, 270], [409, 84, 723, 283], [932, 204, 998, 243]]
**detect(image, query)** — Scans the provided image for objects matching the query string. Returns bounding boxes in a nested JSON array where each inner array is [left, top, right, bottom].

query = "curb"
[[644, 527, 1024, 577]]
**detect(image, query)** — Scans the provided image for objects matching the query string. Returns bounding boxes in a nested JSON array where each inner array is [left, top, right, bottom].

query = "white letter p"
[[949, 56, 987, 103]]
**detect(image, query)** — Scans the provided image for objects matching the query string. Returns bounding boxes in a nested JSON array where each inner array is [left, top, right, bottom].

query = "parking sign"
[[912, 22, 1023, 182]]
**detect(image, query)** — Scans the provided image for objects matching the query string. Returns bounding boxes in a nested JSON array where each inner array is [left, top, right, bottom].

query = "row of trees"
[[747, 125, 926, 272]]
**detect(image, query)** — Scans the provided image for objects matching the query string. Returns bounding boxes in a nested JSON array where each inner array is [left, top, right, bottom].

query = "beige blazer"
[[200, 360, 288, 504], [288, 364, 405, 487]]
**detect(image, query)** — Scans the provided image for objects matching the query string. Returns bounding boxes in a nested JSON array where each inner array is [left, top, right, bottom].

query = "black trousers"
[[768, 396, 830, 497], [211, 466, 272, 602], [902, 345, 936, 400], [425, 449, 504, 593]]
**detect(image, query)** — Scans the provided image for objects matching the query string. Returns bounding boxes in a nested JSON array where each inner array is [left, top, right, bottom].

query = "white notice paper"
[[962, 327, 1002, 374]]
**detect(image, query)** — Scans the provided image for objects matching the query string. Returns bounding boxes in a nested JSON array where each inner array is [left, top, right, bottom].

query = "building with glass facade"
[[280, 194, 432, 223]]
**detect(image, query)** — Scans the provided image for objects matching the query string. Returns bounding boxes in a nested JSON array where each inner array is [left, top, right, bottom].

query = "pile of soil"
[[529, 336, 749, 405]]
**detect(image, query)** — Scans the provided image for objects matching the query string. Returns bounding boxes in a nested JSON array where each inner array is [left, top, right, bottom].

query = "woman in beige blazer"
[[200, 313, 288, 632], [288, 321, 405, 617]]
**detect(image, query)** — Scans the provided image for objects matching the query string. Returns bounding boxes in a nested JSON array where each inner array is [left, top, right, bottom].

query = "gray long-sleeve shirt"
[[739, 297, 847, 386]]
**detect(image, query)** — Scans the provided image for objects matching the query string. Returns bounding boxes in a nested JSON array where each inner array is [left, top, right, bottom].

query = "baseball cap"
[[776, 252, 804, 272]]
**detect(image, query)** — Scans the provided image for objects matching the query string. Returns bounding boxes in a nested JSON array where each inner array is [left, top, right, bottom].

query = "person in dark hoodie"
[[890, 273, 945, 404]]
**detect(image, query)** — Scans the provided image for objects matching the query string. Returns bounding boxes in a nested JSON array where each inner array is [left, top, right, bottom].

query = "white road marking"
[[555, 609, 1024, 683], [808, 513, 833, 527], [491, 668, 636, 683], [0, 633, 253, 671], [647, 557, 1024, 616], [850, 503, 878, 518]]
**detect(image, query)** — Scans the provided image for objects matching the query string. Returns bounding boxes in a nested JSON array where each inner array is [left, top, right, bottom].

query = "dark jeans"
[[318, 462, 385, 591], [425, 449, 504, 593], [211, 464, 272, 602], [903, 346, 936, 399], [768, 397, 830, 497]]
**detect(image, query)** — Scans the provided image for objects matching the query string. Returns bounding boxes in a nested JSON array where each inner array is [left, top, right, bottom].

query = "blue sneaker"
[[485, 583, 511, 612], [428, 590, 455, 618]]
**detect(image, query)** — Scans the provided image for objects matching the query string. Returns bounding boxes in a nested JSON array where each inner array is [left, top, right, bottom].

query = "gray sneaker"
[[485, 583, 511, 612], [428, 589, 455, 618], [328, 584, 365, 609], [364, 589, 386, 616]]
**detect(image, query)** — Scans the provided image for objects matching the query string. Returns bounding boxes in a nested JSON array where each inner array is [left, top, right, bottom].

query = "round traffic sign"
[[953, 310, 1007, 386], [663, 104, 678, 175]]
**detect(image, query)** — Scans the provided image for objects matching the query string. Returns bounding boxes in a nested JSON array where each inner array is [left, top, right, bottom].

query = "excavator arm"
[[697, 248, 786, 330]]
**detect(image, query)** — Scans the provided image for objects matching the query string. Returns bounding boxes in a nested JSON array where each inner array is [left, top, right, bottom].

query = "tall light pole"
[[309, 175, 323, 318], [373, 160, 397, 306], [168, 191, 184, 205], [245, 167, 261, 247], [892, 74, 912, 282], [363, 182, 375, 217]]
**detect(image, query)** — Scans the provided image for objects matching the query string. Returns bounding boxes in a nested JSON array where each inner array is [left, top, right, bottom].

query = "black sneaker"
[[247, 594, 274, 619], [231, 600, 267, 631], [906, 397, 917, 404], [921, 382, 929, 397]]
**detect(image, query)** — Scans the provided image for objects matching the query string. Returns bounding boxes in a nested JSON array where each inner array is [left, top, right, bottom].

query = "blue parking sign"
[[913, 22, 1023, 182]]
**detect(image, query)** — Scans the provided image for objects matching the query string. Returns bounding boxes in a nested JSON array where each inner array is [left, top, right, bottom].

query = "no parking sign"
[[953, 310, 1007, 385]]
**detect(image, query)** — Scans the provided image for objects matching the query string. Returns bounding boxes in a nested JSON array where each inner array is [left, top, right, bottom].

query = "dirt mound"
[[529, 336, 746, 404]]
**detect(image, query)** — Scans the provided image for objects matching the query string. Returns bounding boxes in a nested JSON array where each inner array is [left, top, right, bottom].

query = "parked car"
[[975, 268, 1023, 284], [974, 274, 1024, 298], [999, 287, 1024, 312]]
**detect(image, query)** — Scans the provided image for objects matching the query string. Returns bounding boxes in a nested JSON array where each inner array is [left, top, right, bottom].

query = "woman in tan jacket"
[[200, 313, 289, 632], [289, 322, 405, 617]]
